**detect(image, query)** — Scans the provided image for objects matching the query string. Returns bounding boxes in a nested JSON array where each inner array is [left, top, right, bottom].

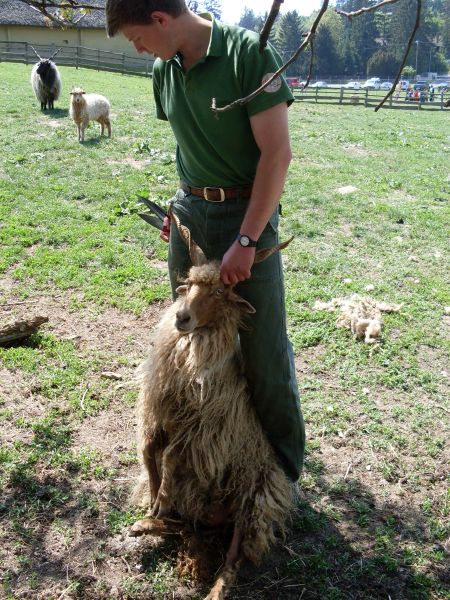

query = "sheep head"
[[70, 87, 86, 104], [170, 211, 293, 332], [175, 263, 255, 333]]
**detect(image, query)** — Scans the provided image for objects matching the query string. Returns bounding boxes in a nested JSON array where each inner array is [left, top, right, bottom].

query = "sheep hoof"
[[129, 517, 164, 537], [129, 519, 149, 536], [129, 517, 182, 538]]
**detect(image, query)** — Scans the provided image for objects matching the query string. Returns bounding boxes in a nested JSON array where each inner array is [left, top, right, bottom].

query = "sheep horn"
[[254, 236, 294, 264], [48, 47, 62, 61], [30, 45, 42, 60], [169, 210, 208, 266]]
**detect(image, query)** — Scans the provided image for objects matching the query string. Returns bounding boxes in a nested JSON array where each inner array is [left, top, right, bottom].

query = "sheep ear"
[[228, 290, 256, 314], [254, 236, 294, 264], [176, 285, 188, 296]]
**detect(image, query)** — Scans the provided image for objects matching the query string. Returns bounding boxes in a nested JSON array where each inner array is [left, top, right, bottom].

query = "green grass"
[[0, 62, 449, 599]]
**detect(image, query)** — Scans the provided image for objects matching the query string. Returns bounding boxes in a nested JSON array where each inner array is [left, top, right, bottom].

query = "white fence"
[[293, 86, 449, 110]]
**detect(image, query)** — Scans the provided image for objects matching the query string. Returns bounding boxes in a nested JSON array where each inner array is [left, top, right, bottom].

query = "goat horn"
[[30, 45, 42, 60], [48, 47, 62, 61], [170, 210, 208, 266], [254, 236, 294, 264]]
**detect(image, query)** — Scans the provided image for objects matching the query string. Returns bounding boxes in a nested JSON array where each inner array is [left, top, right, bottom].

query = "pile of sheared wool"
[[313, 295, 403, 344]]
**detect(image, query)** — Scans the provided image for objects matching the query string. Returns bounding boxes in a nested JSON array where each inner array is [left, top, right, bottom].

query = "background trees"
[[16, 0, 450, 78], [239, 0, 449, 78]]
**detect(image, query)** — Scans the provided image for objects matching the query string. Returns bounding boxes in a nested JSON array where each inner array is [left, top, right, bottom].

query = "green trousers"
[[168, 189, 305, 482]]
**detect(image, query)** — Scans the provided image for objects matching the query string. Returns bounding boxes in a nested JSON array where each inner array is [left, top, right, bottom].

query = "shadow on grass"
[[227, 477, 447, 600], [1, 469, 446, 600], [41, 108, 68, 119]]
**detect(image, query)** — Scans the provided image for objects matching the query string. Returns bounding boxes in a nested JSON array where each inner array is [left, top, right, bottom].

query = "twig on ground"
[[0, 300, 40, 307], [80, 385, 89, 411]]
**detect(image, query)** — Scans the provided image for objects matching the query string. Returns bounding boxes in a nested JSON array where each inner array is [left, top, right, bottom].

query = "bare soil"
[[1, 290, 448, 600]]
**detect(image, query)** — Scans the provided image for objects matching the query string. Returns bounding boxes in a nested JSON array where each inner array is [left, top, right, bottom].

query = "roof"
[[0, 0, 106, 29]]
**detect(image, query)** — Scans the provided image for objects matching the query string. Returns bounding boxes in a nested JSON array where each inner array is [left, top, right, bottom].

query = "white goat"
[[69, 87, 111, 142], [131, 213, 294, 600]]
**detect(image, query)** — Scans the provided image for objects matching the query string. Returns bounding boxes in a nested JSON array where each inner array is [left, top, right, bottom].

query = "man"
[[105, 0, 305, 483]]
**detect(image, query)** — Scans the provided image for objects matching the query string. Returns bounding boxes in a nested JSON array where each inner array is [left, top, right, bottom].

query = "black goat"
[[30, 46, 62, 110]]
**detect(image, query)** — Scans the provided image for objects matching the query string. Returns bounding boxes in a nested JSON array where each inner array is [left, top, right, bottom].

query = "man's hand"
[[220, 242, 256, 285], [160, 215, 170, 243]]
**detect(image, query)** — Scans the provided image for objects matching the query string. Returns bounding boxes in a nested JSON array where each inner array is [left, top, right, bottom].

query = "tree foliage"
[[14, 0, 450, 77]]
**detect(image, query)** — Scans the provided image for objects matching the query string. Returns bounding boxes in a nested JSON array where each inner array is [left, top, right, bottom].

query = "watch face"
[[240, 235, 250, 247]]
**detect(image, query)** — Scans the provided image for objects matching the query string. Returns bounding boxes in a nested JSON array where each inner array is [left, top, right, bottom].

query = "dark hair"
[[106, 0, 187, 37]]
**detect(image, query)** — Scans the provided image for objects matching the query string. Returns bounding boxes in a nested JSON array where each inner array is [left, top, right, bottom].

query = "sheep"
[[131, 212, 294, 600], [69, 87, 112, 142], [30, 46, 62, 111]]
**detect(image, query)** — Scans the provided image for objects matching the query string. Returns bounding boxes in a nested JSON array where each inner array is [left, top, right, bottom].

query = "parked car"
[[414, 81, 428, 91], [285, 76, 300, 89], [435, 82, 449, 92], [380, 81, 393, 90], [363, 77, 381, 89], [310, 81, 328, 88], [343, 81, 361, 89]]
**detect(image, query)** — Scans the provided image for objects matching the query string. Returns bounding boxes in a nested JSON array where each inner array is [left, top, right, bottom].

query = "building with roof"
[[0, 0, 140, 56]]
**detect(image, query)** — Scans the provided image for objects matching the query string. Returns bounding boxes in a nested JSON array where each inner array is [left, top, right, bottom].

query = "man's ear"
[[228, 290, 256, 314], [151, 11, 169, 26]]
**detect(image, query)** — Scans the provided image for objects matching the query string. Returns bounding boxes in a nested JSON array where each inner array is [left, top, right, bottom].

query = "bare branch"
[[212, 0, 330, 113], [16, 0, 103, 26], [303, 37, 314, 89], [336, 0, 402, 19], [17, 0, 103, 10], [259, 0, 284, 53], [375, 0, 422, 111]]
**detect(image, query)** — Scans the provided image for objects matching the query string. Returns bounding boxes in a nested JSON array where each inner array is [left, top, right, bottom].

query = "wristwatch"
[[236, 233, 257, 247]]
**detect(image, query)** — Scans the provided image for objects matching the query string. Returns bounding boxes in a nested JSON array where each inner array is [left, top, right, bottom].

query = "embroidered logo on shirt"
[[261, 73, 282, 93]]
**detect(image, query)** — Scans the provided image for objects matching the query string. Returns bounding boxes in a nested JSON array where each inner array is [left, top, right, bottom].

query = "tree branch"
[[212, 0, 330, 113], [259, 0, 284, 53], [336, 0, 403, 19], [374, 0, 422, 111]]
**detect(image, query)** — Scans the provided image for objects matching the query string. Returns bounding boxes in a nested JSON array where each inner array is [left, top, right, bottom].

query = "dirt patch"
[[1, 291, 448, 599], [341, 144, 374, 158], [0, 292, 169, 357], [106, 157, 151, 170]]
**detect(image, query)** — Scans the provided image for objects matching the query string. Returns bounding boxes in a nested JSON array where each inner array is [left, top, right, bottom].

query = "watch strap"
[[236, 233, 258, 247]]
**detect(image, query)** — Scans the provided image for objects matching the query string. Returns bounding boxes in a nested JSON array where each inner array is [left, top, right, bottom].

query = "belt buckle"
[[204, 187, 225, 202]]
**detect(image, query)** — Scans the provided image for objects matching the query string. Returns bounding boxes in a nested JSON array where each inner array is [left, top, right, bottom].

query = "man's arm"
[[220, 102, 292, 286]]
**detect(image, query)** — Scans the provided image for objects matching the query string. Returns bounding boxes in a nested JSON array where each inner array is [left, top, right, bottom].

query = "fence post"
[[76, 45, 79, 69], [97, 48, 100, 71], [315, 87, 318, 103], [339, 87, 344, 104], [365, 89, 368, 107], [122, 52, 125, 75], [25, 42, 28, 65]]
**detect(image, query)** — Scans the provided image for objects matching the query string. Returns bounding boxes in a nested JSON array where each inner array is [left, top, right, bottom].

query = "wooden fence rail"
[[0, 40, 154, 77], [2, 41, 449, 111], [293, 86, 449, 110]]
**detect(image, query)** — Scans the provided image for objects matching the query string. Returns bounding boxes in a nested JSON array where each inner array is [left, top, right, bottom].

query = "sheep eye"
[[214, 288, 224, 296]]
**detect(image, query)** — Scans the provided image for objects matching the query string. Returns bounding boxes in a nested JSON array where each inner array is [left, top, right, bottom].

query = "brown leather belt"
[[179, 180, 252, 202]]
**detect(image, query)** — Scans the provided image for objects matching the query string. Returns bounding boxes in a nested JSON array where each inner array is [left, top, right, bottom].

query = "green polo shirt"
[[152, 15, 293, 188]]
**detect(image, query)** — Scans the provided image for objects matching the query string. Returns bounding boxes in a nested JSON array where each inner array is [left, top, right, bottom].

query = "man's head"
[[105, 0, 187, 38]]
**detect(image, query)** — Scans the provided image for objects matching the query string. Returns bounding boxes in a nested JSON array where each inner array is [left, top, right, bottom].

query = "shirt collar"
[[168, 13, 223, 70]]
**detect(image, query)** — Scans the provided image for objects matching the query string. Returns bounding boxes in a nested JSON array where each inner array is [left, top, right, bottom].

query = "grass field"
[[0, 62, 449, 600]]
